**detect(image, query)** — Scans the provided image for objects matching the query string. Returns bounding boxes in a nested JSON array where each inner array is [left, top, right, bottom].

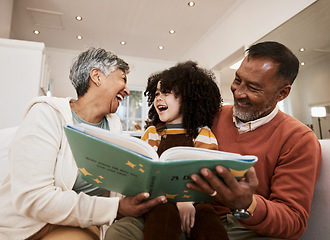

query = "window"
[[116, 88, 148, 133]]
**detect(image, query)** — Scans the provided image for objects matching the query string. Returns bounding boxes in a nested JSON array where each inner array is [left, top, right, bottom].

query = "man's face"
[[231, 57, 283, 122]]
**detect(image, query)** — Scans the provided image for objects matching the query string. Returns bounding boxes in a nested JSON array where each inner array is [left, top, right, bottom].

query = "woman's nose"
[[123, 86, 130, 96]]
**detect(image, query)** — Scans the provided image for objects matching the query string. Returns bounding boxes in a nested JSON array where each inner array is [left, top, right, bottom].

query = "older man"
[[188, 41, 321, 240]]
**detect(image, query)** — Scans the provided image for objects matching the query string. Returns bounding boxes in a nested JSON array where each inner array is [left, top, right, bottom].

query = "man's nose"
[[234, 84, 247, 98]]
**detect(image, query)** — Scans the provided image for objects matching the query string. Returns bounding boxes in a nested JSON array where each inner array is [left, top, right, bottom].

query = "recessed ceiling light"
[[158, 46, 164, 50], [76, 35, 83, 40], [301, 62, 305, 66], [188, 1, 195, 7], [33, 30, 40, 35], [75, 16, 82, 21], [169, 29, 175, 34], [120, 41, 126, 45], [299, 48, 305, 52]]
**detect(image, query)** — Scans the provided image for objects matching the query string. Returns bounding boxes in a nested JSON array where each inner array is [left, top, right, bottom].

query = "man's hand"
[[187, 166, 258, 210], [176, 202, 195, 237], [117, 193, 167, 219]]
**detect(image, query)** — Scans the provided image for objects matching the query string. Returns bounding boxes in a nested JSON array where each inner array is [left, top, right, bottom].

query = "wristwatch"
[[231, 209, 252, 219], [231, 195, 257, 219]]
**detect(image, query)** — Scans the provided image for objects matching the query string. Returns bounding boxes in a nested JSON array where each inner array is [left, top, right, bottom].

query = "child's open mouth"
[[157, 105, 168, 112]]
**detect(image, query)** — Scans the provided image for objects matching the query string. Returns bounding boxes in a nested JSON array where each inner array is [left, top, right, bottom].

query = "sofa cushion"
[[299, 139, 330, 239]]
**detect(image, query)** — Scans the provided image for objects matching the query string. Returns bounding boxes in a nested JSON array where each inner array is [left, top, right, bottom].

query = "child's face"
[[154, 81, 183, 124]]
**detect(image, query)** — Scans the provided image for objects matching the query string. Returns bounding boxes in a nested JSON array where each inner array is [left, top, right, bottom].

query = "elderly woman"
[[0, 48, 166, 240]]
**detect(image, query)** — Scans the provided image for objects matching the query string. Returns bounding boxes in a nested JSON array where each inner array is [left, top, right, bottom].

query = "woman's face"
[[99, 69, 130, 114], [153, 81, 182, 124]]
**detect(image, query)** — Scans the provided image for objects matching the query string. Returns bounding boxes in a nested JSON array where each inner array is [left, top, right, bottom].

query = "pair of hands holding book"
[[187, 165, 259, 211], [116, 165, 258, 221]]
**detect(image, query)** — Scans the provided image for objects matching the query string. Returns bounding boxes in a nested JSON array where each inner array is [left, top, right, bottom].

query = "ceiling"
[[10, 0, 242, 62], [9, 0, 330, 83]]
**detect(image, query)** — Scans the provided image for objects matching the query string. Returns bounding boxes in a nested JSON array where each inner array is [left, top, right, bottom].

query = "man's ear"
[[90, 68, 101, 86], [277, 85, 291, 101]]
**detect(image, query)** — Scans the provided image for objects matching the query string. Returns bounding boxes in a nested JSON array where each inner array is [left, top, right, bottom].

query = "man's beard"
[[233, 96, 275, 122], [233, 104, 273, 122]]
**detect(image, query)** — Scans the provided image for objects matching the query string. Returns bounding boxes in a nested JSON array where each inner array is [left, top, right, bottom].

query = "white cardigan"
[[0, 96, 122, 240]]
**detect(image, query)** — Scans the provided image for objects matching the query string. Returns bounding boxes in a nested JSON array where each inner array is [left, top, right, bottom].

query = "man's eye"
[[248, 86, 259, 92], [233, 78, 241, 84]]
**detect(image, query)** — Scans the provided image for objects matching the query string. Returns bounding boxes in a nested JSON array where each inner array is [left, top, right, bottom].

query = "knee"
[[105, 217, 144, 240]]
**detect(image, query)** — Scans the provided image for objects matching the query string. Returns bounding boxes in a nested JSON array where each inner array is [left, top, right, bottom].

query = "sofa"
[[0, 127, 329, 239], [299, 139, 329, 239]]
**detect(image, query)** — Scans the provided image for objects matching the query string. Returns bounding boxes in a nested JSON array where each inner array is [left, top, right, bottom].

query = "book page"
[[159, 146, 257, 162], [68, 123, 159, 161]]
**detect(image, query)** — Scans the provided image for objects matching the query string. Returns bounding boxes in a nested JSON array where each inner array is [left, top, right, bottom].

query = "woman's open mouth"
[[116, 94, 124, 102]]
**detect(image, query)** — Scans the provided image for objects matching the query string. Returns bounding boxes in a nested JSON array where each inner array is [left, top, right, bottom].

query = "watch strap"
[[231, 195, 257, 219], [247, 195, 257, 215]]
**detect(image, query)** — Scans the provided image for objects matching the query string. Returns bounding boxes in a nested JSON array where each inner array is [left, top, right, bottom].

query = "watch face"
[[233, 210, 251, 219]]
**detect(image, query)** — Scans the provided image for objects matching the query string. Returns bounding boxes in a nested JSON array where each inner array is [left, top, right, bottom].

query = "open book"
[[64, 123, 258, 202]]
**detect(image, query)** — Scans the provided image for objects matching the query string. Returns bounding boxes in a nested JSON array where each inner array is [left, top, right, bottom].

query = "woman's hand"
[[117, 193, 167, 219], [176, 202, 195, 238]]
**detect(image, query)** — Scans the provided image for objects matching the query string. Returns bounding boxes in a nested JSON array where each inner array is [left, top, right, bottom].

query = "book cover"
[[64, 124, 258, 202]]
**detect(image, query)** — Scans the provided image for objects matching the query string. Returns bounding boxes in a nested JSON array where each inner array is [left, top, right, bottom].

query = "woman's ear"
[[277, 85, 291, 101], [90, 68, 101, 87]]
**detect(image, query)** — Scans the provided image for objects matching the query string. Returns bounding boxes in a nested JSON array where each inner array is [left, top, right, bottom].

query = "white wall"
[[0, 38, 45, 128], [45, 48, 80, 98], [292, 56, 330, 124], [0, 0, 14, 38], [46, 47, 177, 98]]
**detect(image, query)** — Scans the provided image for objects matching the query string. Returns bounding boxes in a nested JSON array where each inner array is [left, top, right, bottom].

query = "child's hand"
[[176, 202, 195, 237]]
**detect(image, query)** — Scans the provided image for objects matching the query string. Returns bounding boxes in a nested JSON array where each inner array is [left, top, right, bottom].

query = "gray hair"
[[69, 47, 130, 97]]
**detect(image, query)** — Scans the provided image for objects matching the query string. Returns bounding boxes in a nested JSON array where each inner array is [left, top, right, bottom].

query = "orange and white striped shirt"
[[141, 125, 218, 153]]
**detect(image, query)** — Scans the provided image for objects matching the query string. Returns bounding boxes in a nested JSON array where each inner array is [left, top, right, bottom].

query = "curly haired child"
[[142, 61, 229, 240]]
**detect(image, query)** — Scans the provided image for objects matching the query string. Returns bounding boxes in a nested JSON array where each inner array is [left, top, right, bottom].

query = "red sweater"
[[211, 105, 321, 239]]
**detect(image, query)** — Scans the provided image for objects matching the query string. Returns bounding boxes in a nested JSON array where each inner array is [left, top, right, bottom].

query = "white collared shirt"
[[233, 105, 279, 133]]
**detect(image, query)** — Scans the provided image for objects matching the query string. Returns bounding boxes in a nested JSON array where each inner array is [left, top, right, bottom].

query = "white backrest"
[[0, 127, 18, 182], [299, 139, 330, 239]]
